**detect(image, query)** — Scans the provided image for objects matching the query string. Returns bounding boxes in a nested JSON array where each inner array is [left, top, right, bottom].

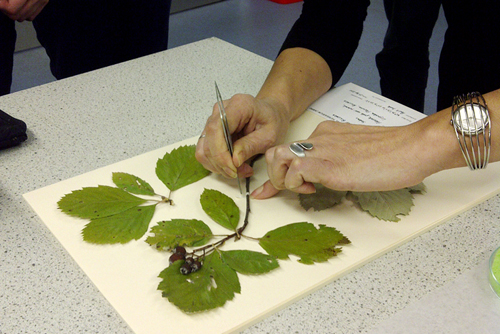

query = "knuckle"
[[273, 145, 290, 157], [205, 117, 219, 134], [194, 147, 205, 163], [289, 157, 305, 171], [230, 93, 251, 105]]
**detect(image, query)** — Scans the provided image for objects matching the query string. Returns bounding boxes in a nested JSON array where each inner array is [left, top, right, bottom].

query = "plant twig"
[[190, 155, 260, 256]]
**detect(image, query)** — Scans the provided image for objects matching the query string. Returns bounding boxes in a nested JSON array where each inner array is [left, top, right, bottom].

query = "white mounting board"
[[24, 108, 500, 334]]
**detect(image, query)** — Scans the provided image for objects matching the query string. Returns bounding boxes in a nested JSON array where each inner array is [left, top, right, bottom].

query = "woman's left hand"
[[252, 120, 438, 199]]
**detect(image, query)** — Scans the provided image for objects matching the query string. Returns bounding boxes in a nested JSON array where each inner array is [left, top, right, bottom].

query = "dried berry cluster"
[[169, 246, 203, 275]]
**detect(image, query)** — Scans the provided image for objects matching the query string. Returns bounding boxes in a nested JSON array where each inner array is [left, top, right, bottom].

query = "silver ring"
[[289, 142, 313, 157], [199, 134, 206, 140]]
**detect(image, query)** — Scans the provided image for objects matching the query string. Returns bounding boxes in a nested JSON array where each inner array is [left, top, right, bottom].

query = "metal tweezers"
[[215, 82, 243, 195]]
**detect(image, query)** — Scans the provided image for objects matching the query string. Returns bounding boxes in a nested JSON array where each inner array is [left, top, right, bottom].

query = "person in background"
[[375, 0, 442, 112], [0, 0, 171, 96], [195, 0, 500, 198]]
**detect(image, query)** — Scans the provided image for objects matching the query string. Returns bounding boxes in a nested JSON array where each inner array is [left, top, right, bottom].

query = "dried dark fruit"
[[174, 246, 187, 256], [184, 257, 194, 265], [169, 253, 185, 265], [180, 263, 192, 275], [191, 260, 202, 272]]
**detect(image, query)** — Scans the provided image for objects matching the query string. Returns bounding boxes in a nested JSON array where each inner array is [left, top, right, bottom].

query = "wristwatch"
[[451, 92, 491, 170]]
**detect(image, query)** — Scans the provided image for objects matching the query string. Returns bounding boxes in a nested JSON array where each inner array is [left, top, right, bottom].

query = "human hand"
[[252, 120, 441, 199], [0, 0, 48, 21], [195, 94, 292, 179]]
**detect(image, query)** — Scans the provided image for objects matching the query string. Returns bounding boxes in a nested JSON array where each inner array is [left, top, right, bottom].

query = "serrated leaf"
[[408, 182, 426, 194], [259, 222, 349, 265], [220, 250, 279, 275], [146, 219, 213, 250], [158, 251, 240, 313], [112, 172, 155, 196], [82, 204, 156, 244], [200, 189, 240, 231], [351, 189, 414, 222], [156, 145, 211, 191], [299, 184, 347, 211], [58, 185, 147, 219]]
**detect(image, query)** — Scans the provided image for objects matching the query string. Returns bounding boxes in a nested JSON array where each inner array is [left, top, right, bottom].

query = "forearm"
[[256, 47, 333, 123]]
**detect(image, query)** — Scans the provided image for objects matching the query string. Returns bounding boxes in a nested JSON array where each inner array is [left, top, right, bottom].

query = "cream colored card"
[[24, 107, 500, 334]]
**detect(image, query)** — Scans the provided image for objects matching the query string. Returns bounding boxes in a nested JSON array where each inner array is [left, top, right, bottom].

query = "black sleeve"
[[279, 0, 371, 87]]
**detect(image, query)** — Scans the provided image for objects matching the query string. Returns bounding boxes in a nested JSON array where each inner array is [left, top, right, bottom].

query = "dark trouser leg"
[[32, 0, 171, 80], [0, 13, 16, 96], [376, 0, 442, 112], [437, 0, 500, 110]]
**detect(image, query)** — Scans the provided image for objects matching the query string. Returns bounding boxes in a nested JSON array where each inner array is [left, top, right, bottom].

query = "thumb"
[[233, 130, 274, 168], [251, 180, 280, 199]]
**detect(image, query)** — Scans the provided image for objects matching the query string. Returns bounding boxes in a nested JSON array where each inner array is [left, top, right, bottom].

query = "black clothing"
[[0, 14, 16, 96], [376, 0, 441, 112], [280, 0, 370, 90], [280, 0, 500, 113], [0, 0, 171, 95]]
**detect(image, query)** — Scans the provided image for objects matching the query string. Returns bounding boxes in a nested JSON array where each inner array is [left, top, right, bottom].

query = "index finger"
[[202, 102, 238, 178]]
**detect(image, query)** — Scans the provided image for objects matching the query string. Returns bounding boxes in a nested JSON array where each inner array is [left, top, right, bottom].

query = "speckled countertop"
[[1, 38, 499, 334]]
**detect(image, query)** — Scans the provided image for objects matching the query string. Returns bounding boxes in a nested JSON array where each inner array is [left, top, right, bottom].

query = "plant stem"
[[236, 174, 251, 239], [190, 156, 258, 257], [191, 234, 234, 255]]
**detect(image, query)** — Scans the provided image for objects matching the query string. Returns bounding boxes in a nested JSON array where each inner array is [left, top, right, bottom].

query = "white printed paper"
[[308, 83, 426, 126]]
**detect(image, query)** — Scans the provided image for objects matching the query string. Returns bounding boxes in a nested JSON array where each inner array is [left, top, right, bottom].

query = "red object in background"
[[268, 0, 302, 4]]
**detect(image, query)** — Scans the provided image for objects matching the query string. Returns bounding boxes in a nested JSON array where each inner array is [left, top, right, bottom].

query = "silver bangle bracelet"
[[451, 92, 491, 170]]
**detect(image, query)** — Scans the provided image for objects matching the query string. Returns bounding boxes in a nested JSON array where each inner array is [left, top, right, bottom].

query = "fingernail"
[[251, 185, 264, 198], [223, 167, 237, 178]]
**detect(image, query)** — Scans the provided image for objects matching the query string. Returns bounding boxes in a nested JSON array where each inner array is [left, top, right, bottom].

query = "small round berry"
[[180, 263, 192, 275], [191, 260, 202, 272], [169, 253, 184, 265], [184, 257, 194, 265], [174, 246, 187, 256]]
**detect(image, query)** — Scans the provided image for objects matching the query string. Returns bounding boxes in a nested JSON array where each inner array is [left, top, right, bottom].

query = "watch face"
[[453, 103, 490, 135]]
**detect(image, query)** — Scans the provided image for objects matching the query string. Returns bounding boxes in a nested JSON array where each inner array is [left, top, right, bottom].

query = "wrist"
[[259, 96, 294, 125], [415, 109, 468, 174], [256, 85, 298, 124]]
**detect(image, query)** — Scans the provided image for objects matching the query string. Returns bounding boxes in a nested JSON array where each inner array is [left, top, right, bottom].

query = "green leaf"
[[156, 145, 211, 191], [351, 189, 414, 222], [299, 184, 347, 211], [200, 189, 240, 231], [259, 222, 349, 265], [297, 183, 425, 221], [58, 185, 147, 219], [146, 219, 213, 250], [408, 182, 427, 194], [112, 172, 155, 196], [220, 250, 279, 275], [82, 204, 156, 244], [158, 251, 240, 313]]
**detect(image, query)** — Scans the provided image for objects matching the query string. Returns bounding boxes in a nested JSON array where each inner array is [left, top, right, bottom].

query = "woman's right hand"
[[195, 93, 292, 179]]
